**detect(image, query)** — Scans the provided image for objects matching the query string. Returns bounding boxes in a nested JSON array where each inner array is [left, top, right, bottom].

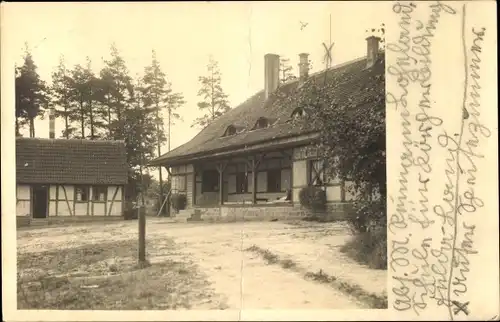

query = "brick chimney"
[[264, 53, 280, 100], [298, 53, 310, 84], [49, 106, 55, 139], [366, 36, 380, 68]]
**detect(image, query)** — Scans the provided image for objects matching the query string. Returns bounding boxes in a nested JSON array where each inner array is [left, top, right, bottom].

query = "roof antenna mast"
[[322, 14, 334, 71]]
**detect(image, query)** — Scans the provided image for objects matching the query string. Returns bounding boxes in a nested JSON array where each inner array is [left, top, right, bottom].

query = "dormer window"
[[223, 125, 237, 137], [291, 107, 306, 119], [253, 117, 269, 130]]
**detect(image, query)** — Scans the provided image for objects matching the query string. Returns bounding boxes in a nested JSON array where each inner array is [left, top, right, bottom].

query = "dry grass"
[[339, 230, 387, 270], [17, 239, 217, 310], [246, 245, 387, 309]]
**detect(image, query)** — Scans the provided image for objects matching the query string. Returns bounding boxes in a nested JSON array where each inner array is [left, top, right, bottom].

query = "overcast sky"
[[4, 1, 389, 166]]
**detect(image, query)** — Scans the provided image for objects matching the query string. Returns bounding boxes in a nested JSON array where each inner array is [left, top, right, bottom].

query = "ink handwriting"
[[387, 2, 490, 319]]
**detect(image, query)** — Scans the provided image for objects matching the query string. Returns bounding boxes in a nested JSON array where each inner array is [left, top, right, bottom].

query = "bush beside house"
[[299, 186, 327, 219], [171, 193, 187, 212]]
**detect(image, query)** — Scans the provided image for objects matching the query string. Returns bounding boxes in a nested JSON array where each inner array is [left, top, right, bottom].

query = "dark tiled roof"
[[150, 53, 385, 166], [16, 138, 128, 185]]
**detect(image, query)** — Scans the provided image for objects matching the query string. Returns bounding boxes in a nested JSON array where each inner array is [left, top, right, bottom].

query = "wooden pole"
[[137, 79, 147, 266], [251, 158, 257, 204], [248, 154, 264, 204], [138, 203, 146, 263], [216, 162, 227, 206], [218, 165, 224, 206]]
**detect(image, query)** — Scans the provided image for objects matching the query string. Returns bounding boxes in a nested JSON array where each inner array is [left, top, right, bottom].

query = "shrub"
[[298, 186, 327, 213], [340, 228, 387, 269], [346, 199, 386, 234], [171, 193, 187, 212], [342, 199, 387, 269]]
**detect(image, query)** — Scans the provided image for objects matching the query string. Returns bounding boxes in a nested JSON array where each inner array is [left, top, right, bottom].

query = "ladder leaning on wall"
[[156, 188, 172, 217]]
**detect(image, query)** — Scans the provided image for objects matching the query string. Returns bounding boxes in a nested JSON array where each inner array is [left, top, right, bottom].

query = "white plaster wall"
[[49, 185, 58, 199], [17, 184, 30, 199], [107, 186, 123, 216], [57, 203, 72, 216], [293, 160, 307, 187], [93, 203, 106, 216], [74, 203, 89, 216], [326, 186, 342, 202], [61, 185, 74, 202], [17, 200, 31, 216], [292, 188, 301, 203], [49, 185, 76, 217], [16, 185, 30, 217]]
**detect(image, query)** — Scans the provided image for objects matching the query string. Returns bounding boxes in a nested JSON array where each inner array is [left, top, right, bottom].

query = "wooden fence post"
[[138, 205, 146, 265]]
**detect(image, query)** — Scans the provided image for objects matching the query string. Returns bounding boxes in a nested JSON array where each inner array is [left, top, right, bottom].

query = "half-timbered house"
[[149, 36, 384, 220], [16, 137, 128, 224]]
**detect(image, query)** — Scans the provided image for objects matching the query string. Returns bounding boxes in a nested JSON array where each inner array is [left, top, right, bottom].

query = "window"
[[202, 170, 220, 192], [224, 125, 237, 137], [291, 107, 306, 119], [309, 160, 325, 186], [267, 169, 281, 192], [92, 186, 107, 202], [254, 117, 269, 129], [75, 186, 89, 202], [236, 172, 248, 194], [173, 175, 187, 192]]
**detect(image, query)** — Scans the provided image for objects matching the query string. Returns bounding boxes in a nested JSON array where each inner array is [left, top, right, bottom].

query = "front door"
[[32, 185, 49, 218]]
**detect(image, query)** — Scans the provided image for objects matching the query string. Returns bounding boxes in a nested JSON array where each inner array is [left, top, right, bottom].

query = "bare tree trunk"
[[168, 109, 171, 152], [156, 107, 163, 214], [64, 110, 69, 139], [80, 98, 85, 139], [29, 118, 35, 138]]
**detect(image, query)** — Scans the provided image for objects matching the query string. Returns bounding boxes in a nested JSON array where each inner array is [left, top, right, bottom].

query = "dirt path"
[[17, 219, 385, 309], [148, 222, 367, 309]]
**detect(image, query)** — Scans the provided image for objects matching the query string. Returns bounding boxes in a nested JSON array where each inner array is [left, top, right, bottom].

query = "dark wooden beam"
[[55, 184, 59, 216], [280, 149, 293, 159], [192, 164, 197, 206], [247, 155, 264, 204], [216, 161, 228, 205]]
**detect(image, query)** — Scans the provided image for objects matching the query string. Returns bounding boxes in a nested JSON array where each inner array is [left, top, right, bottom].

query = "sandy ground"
[[17, 218, 387, 310]]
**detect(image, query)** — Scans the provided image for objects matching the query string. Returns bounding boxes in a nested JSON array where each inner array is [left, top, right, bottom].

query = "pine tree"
[[67, 64, 89, 138], [15, 65, 29, 137], [192, 57, 230, 128], [51, 55, 76, 138], [15, 45, 48, 137], [279, 57, 297, 84], [142, 50, 185, 208], [99, 44, 134, 141], [82, 57, 104, 140], [123, 77, 158, 201]]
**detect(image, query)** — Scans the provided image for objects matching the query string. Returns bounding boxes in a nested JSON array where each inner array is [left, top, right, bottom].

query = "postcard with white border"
[[1, 1, 498, 321]]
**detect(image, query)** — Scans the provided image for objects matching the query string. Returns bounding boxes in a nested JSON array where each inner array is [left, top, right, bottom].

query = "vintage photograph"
[[12, 2, 387, 311]]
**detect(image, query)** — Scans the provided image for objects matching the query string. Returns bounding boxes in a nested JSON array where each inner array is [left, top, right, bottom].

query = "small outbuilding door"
[[32, 185, 49, 218]]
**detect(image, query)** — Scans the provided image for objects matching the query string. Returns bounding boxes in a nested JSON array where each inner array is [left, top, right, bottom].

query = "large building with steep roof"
[[149, 36, 384, 219]]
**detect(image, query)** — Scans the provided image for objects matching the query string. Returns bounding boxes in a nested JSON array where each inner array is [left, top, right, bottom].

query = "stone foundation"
[[17, 215, 124, 229], [192, 205, 307, 223], [188, 202, 352, 223]]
